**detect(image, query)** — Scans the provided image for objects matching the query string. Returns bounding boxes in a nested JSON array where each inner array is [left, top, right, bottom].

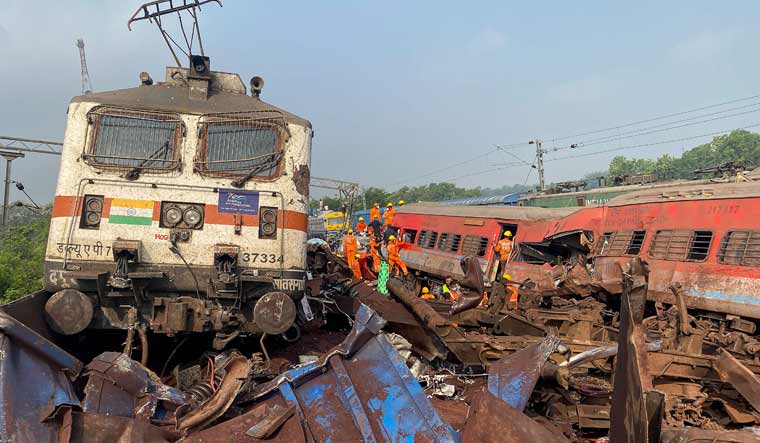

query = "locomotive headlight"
[[86, 211, 102, 225], [183, 207, 203, 227], [164, 206, 183, 227]]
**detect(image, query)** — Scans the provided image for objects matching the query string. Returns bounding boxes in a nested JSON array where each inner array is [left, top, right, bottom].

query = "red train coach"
[[393, 203, 587, 283], [591, 181, 760, 320]]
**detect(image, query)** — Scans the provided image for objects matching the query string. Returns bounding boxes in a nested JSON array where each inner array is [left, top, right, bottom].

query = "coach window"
[[84, 107, 182, 173], [648, 230, 713, 262], [417, 230, 429, 247], [462, 235, 488, 257], [437, 233, 461, 252], [403, 228, 418, 244], [718, 230, 760, 266], [426, 232, 439, 249], [599, 230, 646, 256], [196, 116, 285, 178]]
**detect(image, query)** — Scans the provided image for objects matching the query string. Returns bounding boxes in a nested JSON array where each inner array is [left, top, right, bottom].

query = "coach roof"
[[398, 202, 579, 221]]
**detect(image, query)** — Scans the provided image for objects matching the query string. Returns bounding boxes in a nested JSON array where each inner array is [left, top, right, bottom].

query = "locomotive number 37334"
[[241, 252, 284, 264]]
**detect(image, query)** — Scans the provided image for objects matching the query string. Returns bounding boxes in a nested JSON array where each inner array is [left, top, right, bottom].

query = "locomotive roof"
[[607, 180, 760, 206], [397, 202, 580, 221], [70, 68, 311, 127]]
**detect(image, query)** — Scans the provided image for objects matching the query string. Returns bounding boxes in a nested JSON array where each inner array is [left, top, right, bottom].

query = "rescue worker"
[[420, 287, 435, 299], [355, 216, 367, 233], [398, 199, 405, 207], [343, 229, 358, 267], [370, 202, 381, 222], [494, 231, 514, 275], [503, 273, 518, 310], [383, 202, 396, 226], [368, 234, 381, 273], [387, 235, 408, 277], [442, 277, 460, 301], [349, 253, 363, 280]]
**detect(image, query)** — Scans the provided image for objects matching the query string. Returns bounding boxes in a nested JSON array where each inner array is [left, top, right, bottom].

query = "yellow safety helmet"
[[398, 200, 405, 205], [389, 235, 396, 241], [358, 216, 364, 221], [502, 273, 512, 281], [422, 287, 430, 294], [387, 202, 393, 207], [348, 229, 353, 234], [355, 253, 361, 258], [503, 231, 513, 237]]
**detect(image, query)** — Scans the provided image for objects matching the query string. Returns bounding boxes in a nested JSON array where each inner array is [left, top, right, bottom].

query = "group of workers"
[[343, 200, 407, 281], [342, 201, 518, 309]]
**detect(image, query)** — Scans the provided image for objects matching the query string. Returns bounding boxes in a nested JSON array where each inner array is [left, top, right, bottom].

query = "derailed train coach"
[[42, 60, 314, 340]]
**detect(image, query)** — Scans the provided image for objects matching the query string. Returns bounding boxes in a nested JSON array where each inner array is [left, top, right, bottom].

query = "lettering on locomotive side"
[[241, 252, 284, 264], [55, 242, 112, 258], [273, 278, 305, 291]]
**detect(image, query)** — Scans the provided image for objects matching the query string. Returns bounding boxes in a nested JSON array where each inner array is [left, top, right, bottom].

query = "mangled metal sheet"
[[185, 304, 459, 442], [0, 311, 81, 443]]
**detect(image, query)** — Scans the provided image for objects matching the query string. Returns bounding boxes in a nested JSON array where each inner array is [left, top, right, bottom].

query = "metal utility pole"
[[2, 151, 25, 228], [530, 139, 545, 191], [76, 38, 93, 95]]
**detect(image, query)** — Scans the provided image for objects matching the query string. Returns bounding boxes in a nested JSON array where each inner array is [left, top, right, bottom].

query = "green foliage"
[[607, 130, 760, 179], [310, 182, 493, 211], [0, 207, 51, 303]]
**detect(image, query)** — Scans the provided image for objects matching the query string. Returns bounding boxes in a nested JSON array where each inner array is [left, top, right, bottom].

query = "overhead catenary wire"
[[545, 122, 760, 163], [389, 93, 760, 188], [544, 93, 760, 143], [550, 105, 760, 153]]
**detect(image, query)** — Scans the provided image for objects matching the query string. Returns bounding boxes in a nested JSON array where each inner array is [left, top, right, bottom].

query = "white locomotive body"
[[43, 65, 313, 338]]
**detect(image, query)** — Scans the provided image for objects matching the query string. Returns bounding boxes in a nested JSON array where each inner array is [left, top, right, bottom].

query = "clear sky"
[[2, 1, 760, 203]]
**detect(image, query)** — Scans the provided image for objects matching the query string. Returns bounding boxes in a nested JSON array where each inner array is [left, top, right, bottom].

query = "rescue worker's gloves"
[[503, 231, 513, 237], [355, 253, 361, 258]]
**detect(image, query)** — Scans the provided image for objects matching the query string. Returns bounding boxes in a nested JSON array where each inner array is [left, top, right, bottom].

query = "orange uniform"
[[383, 207, 396, 226], [494, 238, 513, 264], [349, 257, 363, 280], [506, 284, 518, 310], [343, 233, 358, 265], [355, 220, 367, 232], [369, 236, 381, 273], [387, 239, 408, 276], [370, 205, 381, 222]]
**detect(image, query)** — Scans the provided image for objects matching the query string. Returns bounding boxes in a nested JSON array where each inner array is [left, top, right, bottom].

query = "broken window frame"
[[717, 230, 760, 266], [194, 113, 288, 180], [462, 235, 489, 257], [648, 229, 714, 262], [83, 106, 183, 173], [403, 228, 418, 244], [598, 230, 647, 256]]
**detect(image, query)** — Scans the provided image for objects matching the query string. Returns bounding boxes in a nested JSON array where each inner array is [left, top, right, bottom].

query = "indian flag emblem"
[[108, 198, 154, 225]]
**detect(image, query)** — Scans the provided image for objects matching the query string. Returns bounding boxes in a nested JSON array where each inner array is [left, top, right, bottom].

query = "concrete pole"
[[1, 151, 25, 228]]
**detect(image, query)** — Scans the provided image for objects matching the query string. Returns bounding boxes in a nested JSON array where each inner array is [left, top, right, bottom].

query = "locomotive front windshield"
[[85, 108, 181, 171], [198, 120, 283, 177]]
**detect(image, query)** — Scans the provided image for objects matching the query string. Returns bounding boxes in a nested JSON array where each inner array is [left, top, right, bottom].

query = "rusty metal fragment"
[[461, 390, 569, 443], [176, 352, 252, 433], [609, 259, 664, 443], [488, 334, 560, 411], [714, 348, 760, 413]]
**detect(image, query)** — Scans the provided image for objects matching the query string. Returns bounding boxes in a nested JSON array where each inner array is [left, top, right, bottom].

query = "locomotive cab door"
[[486, 223, 518, 282]]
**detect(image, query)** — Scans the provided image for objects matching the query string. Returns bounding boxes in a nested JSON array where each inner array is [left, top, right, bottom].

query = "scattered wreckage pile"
[[4, 245, 760, 441]]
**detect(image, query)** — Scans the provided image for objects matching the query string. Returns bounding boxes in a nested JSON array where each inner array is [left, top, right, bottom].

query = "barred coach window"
[[197, 118, 285, 177], [85, 107, 181, 172]]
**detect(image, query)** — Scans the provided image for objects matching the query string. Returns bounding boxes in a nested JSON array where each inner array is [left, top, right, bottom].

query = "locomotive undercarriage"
[[43, 260, 307, 345]]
